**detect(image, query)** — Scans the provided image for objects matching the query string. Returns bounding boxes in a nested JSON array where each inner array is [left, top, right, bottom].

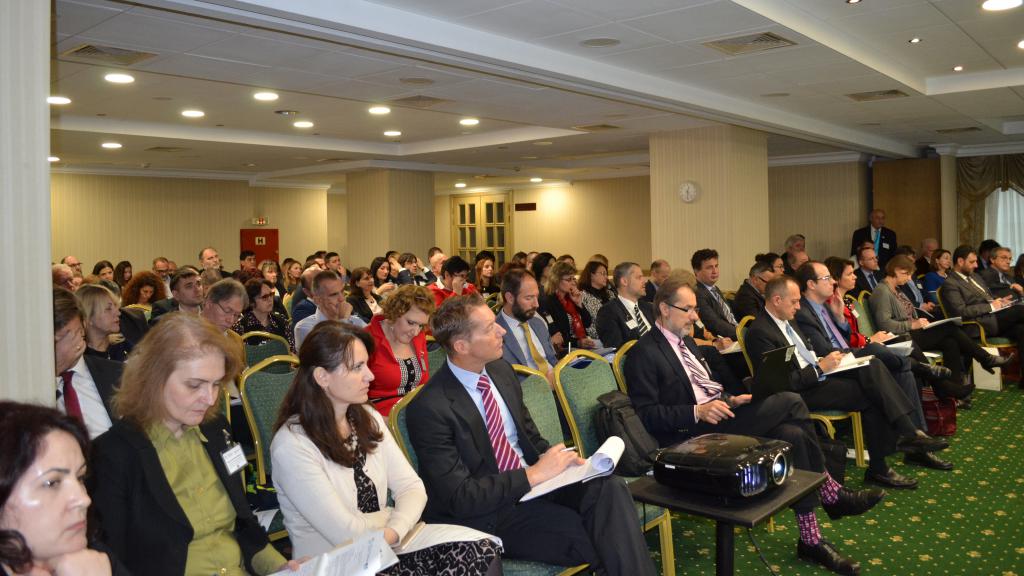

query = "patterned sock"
[[796, 510, 822, 545], [819, 472, 842, 504]]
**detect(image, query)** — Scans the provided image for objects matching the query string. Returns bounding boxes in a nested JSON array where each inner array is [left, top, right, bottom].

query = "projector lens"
[[770, 453, 788, 485]]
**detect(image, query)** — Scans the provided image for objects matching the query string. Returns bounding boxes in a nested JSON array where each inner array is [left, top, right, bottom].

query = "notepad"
[[271, 531, 397, 576], [923, 316, 962, 329], [521, 436, 624, 502], [718, 341, 743, 355], [394, 522, 501, 555], [823, 353, 873, 376]]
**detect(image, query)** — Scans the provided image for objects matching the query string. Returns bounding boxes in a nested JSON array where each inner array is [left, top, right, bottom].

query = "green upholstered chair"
[[425, 336, 447, 378], [936, 286, 1018, 382], [611, 339, 638, 393], [852, 294, 876, 339], [736, 315, 757, 374], [387, 385, 424, 474], [241, 331, 291, 370], [513, 365, 566, 446]]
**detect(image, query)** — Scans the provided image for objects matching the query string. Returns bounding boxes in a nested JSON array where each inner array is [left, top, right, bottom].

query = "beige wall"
[[873, 158, 941, 252], [346, 169, 434, 268], [768, 161, 868, 261], [51, 173, 330, 270], [326, 192, 348, 262]]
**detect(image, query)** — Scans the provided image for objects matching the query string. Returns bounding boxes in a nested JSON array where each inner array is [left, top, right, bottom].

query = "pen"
[[561, 446, 577, 453]]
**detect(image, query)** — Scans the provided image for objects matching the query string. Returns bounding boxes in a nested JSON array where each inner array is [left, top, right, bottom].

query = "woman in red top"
[[826, 257, 890, 348], [366, 285, 436, 415], [540, 260, 596, 356]]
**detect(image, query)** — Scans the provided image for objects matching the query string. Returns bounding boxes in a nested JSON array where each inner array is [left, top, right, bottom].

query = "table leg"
[[715, 521, 735, 576]]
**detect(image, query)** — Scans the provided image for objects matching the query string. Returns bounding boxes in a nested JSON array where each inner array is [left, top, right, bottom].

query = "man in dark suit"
[[626, 277, 882, 575], [981, 247, 1024, 299], [643, 259, 670, 303], [424, 247, 446, 286], [850, 209, 897, 268], [149, 266, 203, 325], [395, 252, 429, 286], [976, 239, 1001, 272], [732, 260, 773, 320], [745, 277, 948, 489], [941, 245, 1024, 349], [54, 288, 122, 439], [407, 294, 656, 574], [915, 238, 939, 277], [853, 245, 883, 295], [692, 248, 738, 339], [595, 261, 655, 349], [495, 268, 557, 379], [119, 306, 149, 347]]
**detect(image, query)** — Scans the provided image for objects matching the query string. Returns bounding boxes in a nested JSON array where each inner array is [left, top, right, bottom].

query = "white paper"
[[717, 341, 742, 355], [521, 436, 624, 502], [823, 353, 873, 375], [923, 316, 962, 329], [884, 341, 914, 357], [396, 523, 502, 555], [272, 532, 398, 576], [255, 509, 278, 531]]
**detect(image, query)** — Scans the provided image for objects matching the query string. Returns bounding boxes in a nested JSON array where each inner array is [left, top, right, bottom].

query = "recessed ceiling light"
[[104, 73, 134, 84], [530, 177, 543, 183], [384, 130, 402, 137], [982, 0, 1022, 11], [101, 142, 122, 149], [459, 118, 480, 126], [275, 110, 299, 116], [254, 91, 279, 101], [293, 120, 314, 128], [181, 109, 205, 118], [1018, 39, 1024, 49], [533, 141, 553, 146], [953, 65, 964, 72], [845, 0, 861, 4], [368, 105, 391, 115], [47, 96, 71, 105], [454, 182, 467, 188], [580, 38, 621, 48], [909, 37, 922, 44], [48, 156, 60, 162]]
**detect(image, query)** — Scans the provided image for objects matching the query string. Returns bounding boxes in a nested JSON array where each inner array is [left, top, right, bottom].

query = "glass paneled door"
[[451, 193, 510, 266]]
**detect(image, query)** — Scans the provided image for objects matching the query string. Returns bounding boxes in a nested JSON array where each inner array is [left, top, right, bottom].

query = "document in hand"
[[521, 436, 625, 502], [884, 340, 914, 357], [718, 341, 743, 355], [272, 531, 398, 576], [823, 353, 874, 376], [923, 316, 962, 329], [393, 522, 501, 555]]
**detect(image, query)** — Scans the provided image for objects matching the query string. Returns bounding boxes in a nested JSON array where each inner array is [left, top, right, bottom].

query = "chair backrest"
[[611, 339, 637, 393], [239, 354, 299, 485], [388, 385, 424, 473], [935, 286, 950, 318], [281, 293, 293, 318], [484, 292, 503, 313], [513, 365, 565, 446], [426, 336, 447, 377], [552, 350, 618, 458], [242, 331, 291, 369], [736, 315, 756, 374], [854, 293, 876, 337]]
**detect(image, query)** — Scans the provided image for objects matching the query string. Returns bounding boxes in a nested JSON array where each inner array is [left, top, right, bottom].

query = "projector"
[[653, 433, 792, 498]]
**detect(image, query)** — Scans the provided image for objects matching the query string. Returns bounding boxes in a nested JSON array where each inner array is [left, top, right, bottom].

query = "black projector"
[[653, 433, 793, 498]]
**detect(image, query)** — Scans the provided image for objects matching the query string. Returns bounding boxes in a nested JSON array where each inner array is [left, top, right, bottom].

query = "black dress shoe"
[[905, 451, 954, 470], [932, 378, 976, 400], [821, 487, 886, 520], [914, 360, 953, 381], [864, 467, 918, 489], [896, 434, 948, 454], [797, 539, 861, 575], [981, 352, 1015, 374]]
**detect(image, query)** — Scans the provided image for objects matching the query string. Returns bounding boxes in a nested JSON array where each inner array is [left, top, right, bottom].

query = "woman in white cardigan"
[[270, 321, 500, 575]]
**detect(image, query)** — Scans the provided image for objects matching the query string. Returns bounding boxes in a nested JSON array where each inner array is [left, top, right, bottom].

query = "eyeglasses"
[[667, 303, 699, 314], [257, 293, 274, 300], [216, 301, 243, 321], [816, 275, 832, 283]]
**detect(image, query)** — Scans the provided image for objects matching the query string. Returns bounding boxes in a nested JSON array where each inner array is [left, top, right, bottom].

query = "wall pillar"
[[934, 145, 960, 248], [346, 170, 434, 267]]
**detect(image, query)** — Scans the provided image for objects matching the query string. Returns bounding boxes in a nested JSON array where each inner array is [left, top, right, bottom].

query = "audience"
[[853, 245, 883, 294], [915, 238, 939, 277], [976, 239, 1000, 272], [290, 265, 321, 324], [113, 260, 132, 290], [52, 264, 77, 292], [529, 252, 556, 286], [578, 260, 614, 339], [91, 260, 115, 285], [120, 270, 167, 312], [366, 285, 435, 415], [346, 267, 383, 324], [295, 270, 364, 351], [850, 209, 897, 268], [922, 248, 952, 305], [782, 234, 806, 275], [234, 278, 295, 351], [324, 251, 348, 283], [78, 284, 131, 363], [474, 255, 499, 295], [395, 252, 428, 287], [199, 246, 222, 272], [60, 255, 83, 278], [282, 258, 302, 294], [425, 247, 446, 285], [200, 279, 248, 368], [428, 255, 477, 308], [980, 246, 1023, 298], [826, 257, 897, 350], [150, 266, 203, 325], [940, 245, 1024, 352], [644, 259, 670, 303], [595, 261, 654, 349], [692, 248, 739, 339], [540, 260, 595, 354], [370, 256, 398, 299], [495, 268, 557, 378], [757, 251, 786, 276], [732, 260, 773, 320]]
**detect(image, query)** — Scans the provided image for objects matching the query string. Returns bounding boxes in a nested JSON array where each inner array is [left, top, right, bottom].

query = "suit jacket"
[[869, 282, 915, 335], [694, 283, 738, 339], [91, 418, 272, 576], [119, 306, 149, 346], [643, 280, 658, 303], [744, 313, 822, 393], [980, 267, 1017, 298], [731, 280, 765, 321], [595, 298, 654, 349], [940, 271, 998, 336], [147, 297, 179, 325], [914, 256, 932, 278], [83, 354, 123, 421], [346, 292, 382, 324], [406, 360, 547, 533], [850, 225, 897, 266], [539, 293, 592, 346], [495, 312, 557, 369], [853, 268, 883, 296], [794, 298, 848, 356]]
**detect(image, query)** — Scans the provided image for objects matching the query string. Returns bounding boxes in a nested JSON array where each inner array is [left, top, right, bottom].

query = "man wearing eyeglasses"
[[201, 278, 247, 359], [732, 260, 775, 320]]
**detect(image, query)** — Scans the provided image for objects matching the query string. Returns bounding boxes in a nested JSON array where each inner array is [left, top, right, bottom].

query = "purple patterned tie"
[[678, 342, 723, 398], [477, 374, 522, 472]]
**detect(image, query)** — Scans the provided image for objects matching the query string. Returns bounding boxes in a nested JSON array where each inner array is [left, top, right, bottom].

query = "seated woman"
[[540, 261, 595, 354], [346, 267, 383, 325], [78, 284, 132, 362], [826, 257, 893, 351], [92, 261, 116, 289], [370, 257, 398, 299], [270, 321, 501, 573], [474, 257, 500, 296], [366, 285, 435, 415], [578, 260, 613, 340], [0, 401, 128, 576], [922, 249, 951, 306], [870, 256, 1009, 399], [120, 270, 167, 316], [90, 314, 299, 576], [756, 252, 786, 277], [234, 278, 296, 352], [282, 258, 302, 294], [529, 252, 555, 287], [113, 260, 133, 292]]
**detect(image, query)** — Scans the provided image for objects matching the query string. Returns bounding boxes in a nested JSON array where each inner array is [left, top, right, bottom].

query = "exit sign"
[[251, 217, 267, 226]]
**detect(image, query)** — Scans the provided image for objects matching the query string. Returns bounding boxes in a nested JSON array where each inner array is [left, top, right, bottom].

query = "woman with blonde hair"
[[77, 284, 131, 363], [366, 285, 435, 415], [90, 313, 300, 576], [540, 260, 595, 354]]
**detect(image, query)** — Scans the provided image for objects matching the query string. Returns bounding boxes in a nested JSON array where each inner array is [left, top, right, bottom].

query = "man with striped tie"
[[408, 293, 657, 575], [692, 248, 740, 339], [595, 261, 656, 349], [625, 277, 885, 575]]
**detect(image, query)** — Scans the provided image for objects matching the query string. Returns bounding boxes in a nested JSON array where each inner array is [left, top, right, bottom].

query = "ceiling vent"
[[59, 43, 157, 66], [703, 32, 797, 56], [935, 126, 982, 134], [388, 95, 449, 108], [144, 146, 190, 153], [572, 123, 621, 132], [845, 89, 909, 102]]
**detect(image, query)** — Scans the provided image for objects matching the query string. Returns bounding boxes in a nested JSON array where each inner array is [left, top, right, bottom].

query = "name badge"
[[221, 443, 247, 476], [882, 242, 890, 249], [852, 309, 860, 318], [625, 319, 638, 330], [543, 314, 554, 325]]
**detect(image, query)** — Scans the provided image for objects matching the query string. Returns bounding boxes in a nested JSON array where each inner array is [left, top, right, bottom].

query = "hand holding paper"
[[522, 437, 624, 501]]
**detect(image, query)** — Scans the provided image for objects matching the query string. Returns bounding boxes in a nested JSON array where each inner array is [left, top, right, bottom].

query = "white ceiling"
[[49, 0, 1024, 188]]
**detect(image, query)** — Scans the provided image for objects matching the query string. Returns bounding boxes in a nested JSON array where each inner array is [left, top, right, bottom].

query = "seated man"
[[428, 255, 477, 307], [200, 279, 249, 361], [149, 266, 202, 325], [595, 261, 654, 349], [783, 234, 807, 275], [495, 268, 556, 379], [942, 245, 1024, 350], [626, 277, 883, 575], [290, 265, 321, 326], [643, 259, 670, 303], [424, 247, 446, 286], [395, 252, 429, 286], [293, 270, 364, 350], [980, 246, 1024, 299], [407, 294, 656, 575], [692, 248, 738, 339], [915, 238, 939, 277], [853, 245, 883, 295], [732, 260, 774, 321], [324, 251, 348, 284], [152, 256, 172, 294], [745, 277, 948, 490]]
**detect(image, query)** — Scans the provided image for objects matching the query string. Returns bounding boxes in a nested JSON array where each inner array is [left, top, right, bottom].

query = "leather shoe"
[[864, 467, 918, 489], [982, 352, 1015, 374], [797, 539, 861, 575], [821, 487, 886, 520], [932, 378, 975, 400], [905, 451, 954, 470], [897, 434, 948, 454], [923, 363, 953, 380]]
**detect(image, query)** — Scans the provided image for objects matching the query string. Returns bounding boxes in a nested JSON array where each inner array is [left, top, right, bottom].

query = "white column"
[[934, 145, 959, 248], [0, 1, 54, 403]]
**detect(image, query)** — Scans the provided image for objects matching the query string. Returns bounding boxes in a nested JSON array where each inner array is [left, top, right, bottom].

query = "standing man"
[[692, 249, 739, 339], [595, 262, 654, 349], [850, 209, 897, 268], [643, 259, 670, 303], [495, 268, 557, 381]]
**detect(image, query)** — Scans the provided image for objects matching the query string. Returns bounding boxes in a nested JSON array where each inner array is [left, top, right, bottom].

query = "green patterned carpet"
[[647, 388, 1024, 576]]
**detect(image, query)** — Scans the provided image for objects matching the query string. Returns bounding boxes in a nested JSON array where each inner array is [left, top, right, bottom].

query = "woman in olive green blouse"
[[90, 313, 301, 576]]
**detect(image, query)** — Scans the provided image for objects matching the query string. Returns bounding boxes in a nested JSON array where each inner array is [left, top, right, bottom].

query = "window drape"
[[957, 154, 1024, 248]]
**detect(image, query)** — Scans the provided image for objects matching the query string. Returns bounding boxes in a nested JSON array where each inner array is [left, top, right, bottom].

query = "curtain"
[[983, 189, 1024, 253], [957, 154, 1024, 248]]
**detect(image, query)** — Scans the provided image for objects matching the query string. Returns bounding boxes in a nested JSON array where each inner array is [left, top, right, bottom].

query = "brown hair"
[[543, 260, 577, 295], [113, 313, 242, 429], [930, 249, 950, 272], [885, 254, 916, 278], [475, 257, 496, 289], [53, 288, 82, 333], [348, 267, 372, 297], [430, 293, 486, 354], [381, 284, 435, 322], [274, 321, 382, 466], [121, 270, 167, 306]]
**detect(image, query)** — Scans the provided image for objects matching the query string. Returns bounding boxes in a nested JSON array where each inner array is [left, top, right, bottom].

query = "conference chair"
[[241, 331, 291, 369], [736, 315, 757, 374], [853, 294, 877, 340], [513, 364, 567, 446], [425, 335, 446, 377], [936, 286, 1019, 382], [611, 339, 638, 393]]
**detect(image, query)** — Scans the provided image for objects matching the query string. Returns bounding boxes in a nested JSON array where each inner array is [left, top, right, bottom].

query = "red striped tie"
[[476, 374, 522, 472]]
